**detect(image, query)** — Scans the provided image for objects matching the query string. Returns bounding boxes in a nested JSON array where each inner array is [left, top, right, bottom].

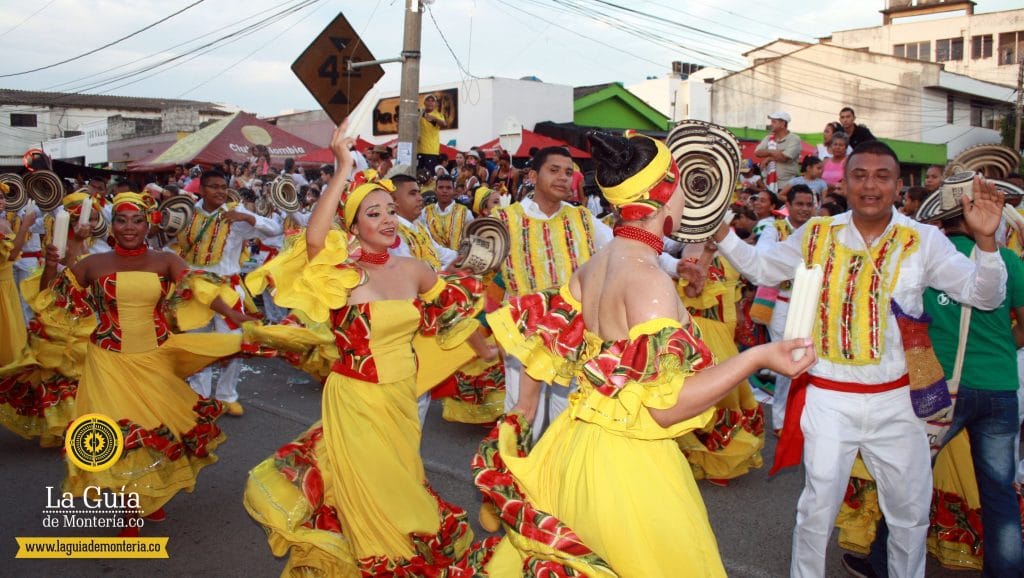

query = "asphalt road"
[[0, 357, 986, 577]]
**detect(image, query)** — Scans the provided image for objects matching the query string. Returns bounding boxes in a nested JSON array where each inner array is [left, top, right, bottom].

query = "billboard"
[[372, 88, 459, 136]]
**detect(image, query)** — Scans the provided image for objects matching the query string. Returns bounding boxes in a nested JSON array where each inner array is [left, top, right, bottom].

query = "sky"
[[0, 0, 1020, 119]]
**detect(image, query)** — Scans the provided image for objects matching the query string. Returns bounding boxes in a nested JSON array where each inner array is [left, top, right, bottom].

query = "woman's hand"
[[43, 244, 61, 269], [225, 308, 258, 327], [329, 118, 354, 168], [467, 331, 499, 363], [755, 338, 817, 378]]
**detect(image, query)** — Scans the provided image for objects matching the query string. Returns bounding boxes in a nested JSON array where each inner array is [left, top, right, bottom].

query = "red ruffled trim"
[[502, 289, 588, 362], [430, 362, 505, 402], [117, 398, 225, 460], [471, 414, 612, 572], [270, 423, 497, 576], [694, 404, 765, 452], [419, 273, 485, 337], [0, 372, 77, 417], [582, 325, 714, 397]]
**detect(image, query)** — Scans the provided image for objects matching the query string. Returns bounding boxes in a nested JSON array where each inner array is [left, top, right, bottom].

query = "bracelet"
[[683, 257, 700, 264]]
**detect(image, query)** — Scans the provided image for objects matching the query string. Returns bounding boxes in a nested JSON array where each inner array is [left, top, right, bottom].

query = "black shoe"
[[841, 553, 878, 578]]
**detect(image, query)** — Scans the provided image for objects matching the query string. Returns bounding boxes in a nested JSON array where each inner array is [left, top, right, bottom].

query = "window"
[[936, 37, 963, 62], [969, 100, 997, 129], [10, 113, 37, 127], [972, 34, 993, 59], [998, 31, 1024, 65], [894, 41, 930, 61]]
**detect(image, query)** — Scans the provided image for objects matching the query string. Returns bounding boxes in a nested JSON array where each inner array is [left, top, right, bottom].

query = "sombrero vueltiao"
[[666, 120, 741, 242], [158, 196, 196, 237], [915, 171, 1024, 223], [23, 170, 65, 212], [0, 174, 28, 212], [269, 175, 301, 213], [453, 217, 509, 275]]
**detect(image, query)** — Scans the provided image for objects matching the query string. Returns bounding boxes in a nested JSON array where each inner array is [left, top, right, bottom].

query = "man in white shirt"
[[175, 170, 281, 416], [712, 141, 1006, 578]]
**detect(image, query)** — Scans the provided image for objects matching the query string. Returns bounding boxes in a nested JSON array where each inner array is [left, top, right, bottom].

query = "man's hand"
[[963, 175, 1004, 251]]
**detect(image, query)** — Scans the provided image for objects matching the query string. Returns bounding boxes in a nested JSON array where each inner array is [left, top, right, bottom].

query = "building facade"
[[826, 1, 1024, 87]]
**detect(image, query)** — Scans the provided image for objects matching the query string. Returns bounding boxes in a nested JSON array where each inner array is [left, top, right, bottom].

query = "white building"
[[0, 89, 233, 165], [825, 0, 1024, 88], [627, 66, 729, 123], [706, 41, 1014, 160]]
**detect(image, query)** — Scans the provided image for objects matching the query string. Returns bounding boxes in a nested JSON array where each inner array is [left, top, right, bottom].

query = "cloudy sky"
[[0, 0, 1019, 118]]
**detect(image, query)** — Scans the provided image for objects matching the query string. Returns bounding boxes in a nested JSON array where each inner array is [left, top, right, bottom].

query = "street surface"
[[0, 357, 984, 577]]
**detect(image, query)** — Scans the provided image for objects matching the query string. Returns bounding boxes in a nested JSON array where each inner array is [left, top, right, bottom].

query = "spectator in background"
[[839, 106, 876, 149], [755, 111, 802, 190], [740, 159, 765, 190], [924, 164, 945, 193], [731, 205, 758, 239], [817, 122, 847, 160], [900, 186, 928, 218], [490, 150, 519, 195], [783, 156, 828, 203], [417, 94, 447, 174], [184, 166, 202, 195], [751, 189, 779, 239], [284, 157, 308, 187], [822, 132, 850, 191]]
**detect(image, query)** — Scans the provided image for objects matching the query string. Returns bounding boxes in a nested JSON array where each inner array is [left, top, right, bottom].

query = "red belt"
[[776, 295, 790, 303], [19, 251, 42, 258], [770, 373, 909, 476]]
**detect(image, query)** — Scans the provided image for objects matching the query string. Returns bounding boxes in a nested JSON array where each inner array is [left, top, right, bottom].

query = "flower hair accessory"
[[340, 169, 395, 231]]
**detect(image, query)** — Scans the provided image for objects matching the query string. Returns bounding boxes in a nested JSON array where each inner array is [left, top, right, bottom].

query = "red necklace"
[[613, 225, 663, 254], [358, 250, 390, 265], [114, 243, 147, 257]]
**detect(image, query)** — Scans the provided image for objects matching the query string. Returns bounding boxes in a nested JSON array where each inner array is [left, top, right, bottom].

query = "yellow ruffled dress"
[[0, 270, 95, 446], [242, 230, 496, 577], [54, 269, 242, 515], [478, 285, 727, 577], [0, 234, 28, 368], [677, 256, 765, 481]]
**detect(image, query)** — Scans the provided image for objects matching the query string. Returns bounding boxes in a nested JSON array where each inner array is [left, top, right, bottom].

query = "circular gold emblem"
[[64, 413, 124, 472]]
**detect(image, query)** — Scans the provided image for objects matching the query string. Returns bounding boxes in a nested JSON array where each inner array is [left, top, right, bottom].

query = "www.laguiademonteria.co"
[[25, 538, 162, 557]]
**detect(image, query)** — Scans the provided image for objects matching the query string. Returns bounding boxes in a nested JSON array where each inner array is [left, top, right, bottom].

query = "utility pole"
[[1015, 56, 1023, 153], [396, 0, 423, 175]]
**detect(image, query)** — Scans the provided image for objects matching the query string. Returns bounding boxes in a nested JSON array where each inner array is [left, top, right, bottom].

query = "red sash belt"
[[776, 295, 790, 303], [769, 373, 910, 476], [19, 251, 42, 258], [223, 274, 245, 330]]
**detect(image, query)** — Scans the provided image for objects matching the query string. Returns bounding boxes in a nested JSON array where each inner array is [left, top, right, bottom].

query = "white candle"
[[53, 210, 70, 259], [78, 195, 92, 228], [783, 261, 823, 361]]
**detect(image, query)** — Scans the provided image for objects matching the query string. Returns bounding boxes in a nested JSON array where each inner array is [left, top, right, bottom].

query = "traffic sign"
[[292, 12, 384, 125]]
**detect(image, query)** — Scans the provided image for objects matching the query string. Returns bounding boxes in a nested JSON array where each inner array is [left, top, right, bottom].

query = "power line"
[[177, 0, 327, 97], [1, 0, 57, 36], [0, 0, 207, 78]]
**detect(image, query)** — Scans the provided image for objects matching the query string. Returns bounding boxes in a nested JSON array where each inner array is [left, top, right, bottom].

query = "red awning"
[[127, 111, 319, 172], [478, 129, 590, 159]]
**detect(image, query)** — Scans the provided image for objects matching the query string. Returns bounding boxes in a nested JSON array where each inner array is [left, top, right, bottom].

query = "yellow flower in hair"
[[340, 169, 395, 231]]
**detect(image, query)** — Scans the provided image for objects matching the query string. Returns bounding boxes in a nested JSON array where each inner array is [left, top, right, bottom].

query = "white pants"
[[418, 392, 431, 426], [187, 314, 242, 402], [768, 298, 790, 431], [503, 356, 575, 443], [791, 386, 931, 578]]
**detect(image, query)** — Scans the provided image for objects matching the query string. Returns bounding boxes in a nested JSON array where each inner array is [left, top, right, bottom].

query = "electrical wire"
[[0, 0, 207, 78], [1, 0, 57, 36]]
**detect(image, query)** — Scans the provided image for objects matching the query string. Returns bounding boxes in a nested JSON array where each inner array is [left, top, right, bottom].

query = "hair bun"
[[587, 131, 633, 170]]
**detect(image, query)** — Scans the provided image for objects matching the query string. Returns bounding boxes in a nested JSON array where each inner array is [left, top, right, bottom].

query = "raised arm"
[[306, 119, 353, 260]]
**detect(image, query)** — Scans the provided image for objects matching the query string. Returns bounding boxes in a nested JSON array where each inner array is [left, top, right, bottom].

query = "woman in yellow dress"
[[0, 193, 96, 447], [243, 120, 497, 577], [676, 241, 766, 485], [475, 129, 816, 576], [0, 190, 36, 368], [42, 192, 249, 534]]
